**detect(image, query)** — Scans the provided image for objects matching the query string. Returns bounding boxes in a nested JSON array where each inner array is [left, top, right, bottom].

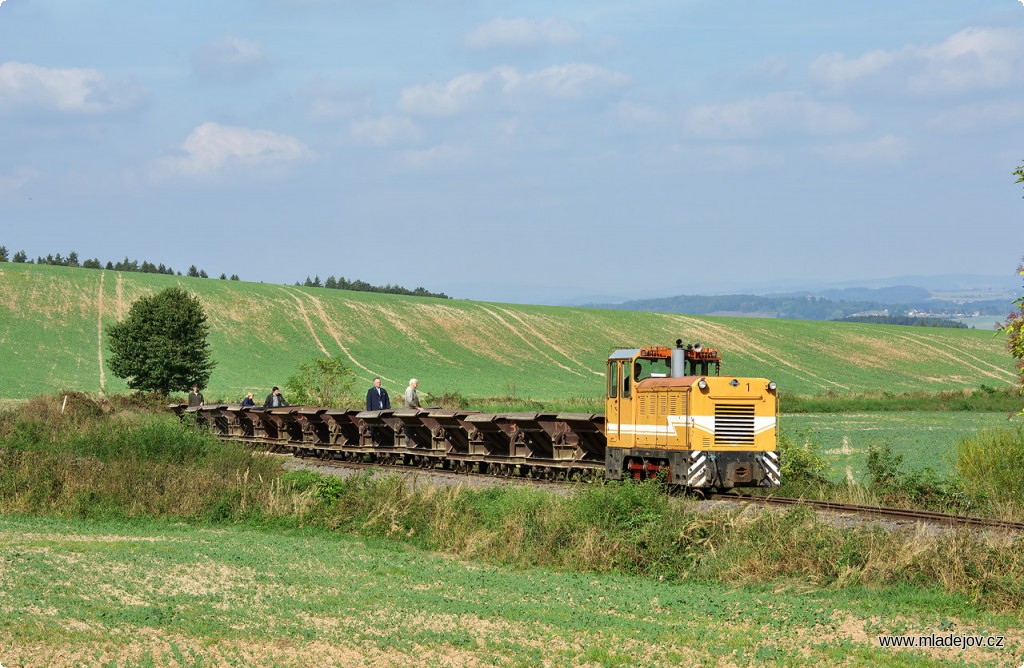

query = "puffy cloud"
[[0, 61, 144, 115], [816, 135, 910, 164], [685, 92, 863, 139], [153, 122, 312, 178], [398, 64, 629, 117], [811, 27, 1024, 95], [191, 36, 274, 83], [465, 17, 581, 49]]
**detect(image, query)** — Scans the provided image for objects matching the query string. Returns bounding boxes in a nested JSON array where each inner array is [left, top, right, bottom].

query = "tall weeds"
[[3, 393, 1024, 611]]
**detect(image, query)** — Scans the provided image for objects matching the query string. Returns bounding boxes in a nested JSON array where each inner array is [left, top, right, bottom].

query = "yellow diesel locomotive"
[[604, 340, 780, 489]]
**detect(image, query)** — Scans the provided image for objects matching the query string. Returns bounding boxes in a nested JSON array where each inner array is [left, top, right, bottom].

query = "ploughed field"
[[0, 262, 1016, 401]]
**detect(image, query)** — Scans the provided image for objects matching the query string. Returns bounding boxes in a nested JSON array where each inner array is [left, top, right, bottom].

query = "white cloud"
[[465, 17, 581, 49], [811, 27, 1024, 95], [398, 64, 629, 117], [348, 115, 421, 146], [153, 122, 312, 178], [927, 100, 1024, 133], [0, 167, 39, 195], [192, 36, 274, 82], [685, 92, 863, 139], [816, 135, 910, 164], [0, 61, 144, 115]]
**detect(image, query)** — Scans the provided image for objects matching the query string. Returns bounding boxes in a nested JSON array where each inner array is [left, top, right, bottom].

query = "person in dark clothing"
[[187, 384, 204, 407], [241, 392, 255, 407], [366, 377, 391, 411], [263, 386, 289, 408]]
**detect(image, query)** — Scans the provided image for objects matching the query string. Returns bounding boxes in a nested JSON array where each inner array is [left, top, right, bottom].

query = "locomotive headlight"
[[768, 381, 777, 391], [697, 379, 708, 390]]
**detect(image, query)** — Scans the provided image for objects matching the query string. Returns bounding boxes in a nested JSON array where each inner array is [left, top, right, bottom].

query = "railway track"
[[277, 452, 1024, 532], [710, 493, 1024, 532]]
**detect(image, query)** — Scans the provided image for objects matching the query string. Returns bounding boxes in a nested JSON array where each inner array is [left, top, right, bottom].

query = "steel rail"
[[271, 452, 585, 488], [710, 494, 1024, 531]]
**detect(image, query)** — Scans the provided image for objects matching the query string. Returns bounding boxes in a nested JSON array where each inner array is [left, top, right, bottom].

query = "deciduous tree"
[[1001, 161, 1024, 411], [107, 287, 216, 394], [285, 358, 355, 408]]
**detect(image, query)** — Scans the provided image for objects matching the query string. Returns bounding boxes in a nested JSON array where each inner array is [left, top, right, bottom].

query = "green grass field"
[[0, 262, 1017, 401], [2, 513, 1020, 668], [782, 411, 1016, 481]]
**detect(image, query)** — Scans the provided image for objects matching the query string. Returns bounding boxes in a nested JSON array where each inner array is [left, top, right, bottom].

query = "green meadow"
[[2, 513, 1021, 668], [782, 411, 1017, 481], [0, 262, 1016, 401]]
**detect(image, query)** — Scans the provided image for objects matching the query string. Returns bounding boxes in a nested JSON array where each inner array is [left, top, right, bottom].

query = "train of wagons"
[[172, 340, 781, 490]]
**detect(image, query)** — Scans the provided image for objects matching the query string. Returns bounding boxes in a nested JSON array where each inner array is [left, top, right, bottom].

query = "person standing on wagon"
[[404, 378, 421, 409], [366, 377, 391, 410]]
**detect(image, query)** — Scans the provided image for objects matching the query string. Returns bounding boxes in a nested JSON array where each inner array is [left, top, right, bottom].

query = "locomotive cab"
[[605, 340, 780, 489]]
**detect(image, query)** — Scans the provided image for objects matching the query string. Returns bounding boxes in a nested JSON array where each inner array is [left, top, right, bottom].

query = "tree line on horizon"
[[298, 274, 450, 300], [0, 245, 449, 299]]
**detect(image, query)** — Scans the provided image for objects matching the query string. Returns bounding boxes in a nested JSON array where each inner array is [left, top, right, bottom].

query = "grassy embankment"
[[0, 261, 1017, 401], [2, 397, 1023, 630]]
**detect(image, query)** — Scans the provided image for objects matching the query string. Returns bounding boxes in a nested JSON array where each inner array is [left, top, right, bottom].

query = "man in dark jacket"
[[187, 384, 204, 408], [263, 386, 288, 408], [366, 377, 391, 410]]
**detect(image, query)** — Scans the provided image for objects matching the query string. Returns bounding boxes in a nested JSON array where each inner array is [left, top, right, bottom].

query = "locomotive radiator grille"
[[714, 403, 755, 445]]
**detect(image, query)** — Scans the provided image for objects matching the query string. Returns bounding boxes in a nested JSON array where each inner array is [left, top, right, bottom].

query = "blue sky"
[[1, 0, 1023, 303]]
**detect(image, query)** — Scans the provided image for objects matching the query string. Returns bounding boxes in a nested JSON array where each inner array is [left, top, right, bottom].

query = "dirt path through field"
[[294, 290, 393, 382], [492, 306, 603, 376], [114, 272, 125, 320], [96, 272, 106, 393], [891, 331, 1017, 382], [278, 288, 330, 357], [662, 314, 849, 391], [476, 305, 587, 377]]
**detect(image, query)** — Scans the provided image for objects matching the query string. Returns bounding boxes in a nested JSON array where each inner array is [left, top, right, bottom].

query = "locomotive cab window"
[[607, 361, 618, 398], [634, 357, 671, 382]]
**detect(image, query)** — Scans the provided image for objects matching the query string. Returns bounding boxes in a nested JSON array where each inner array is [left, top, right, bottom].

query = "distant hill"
[[588, 292, 1011, 324], [0, 263, 1017, 400]]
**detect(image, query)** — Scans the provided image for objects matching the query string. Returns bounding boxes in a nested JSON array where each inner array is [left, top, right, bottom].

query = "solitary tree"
[[0, 246, 7, 262], [107, 287, 216, 394]]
